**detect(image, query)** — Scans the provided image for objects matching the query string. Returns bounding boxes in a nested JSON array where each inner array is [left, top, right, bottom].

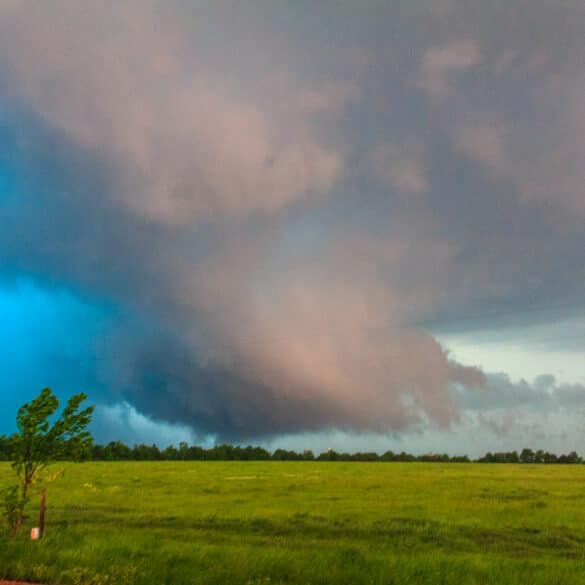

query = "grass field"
[[2, 462, 585, 585]]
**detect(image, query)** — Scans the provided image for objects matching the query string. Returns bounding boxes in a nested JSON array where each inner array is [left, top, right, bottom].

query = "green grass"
[[2, 462, 585, 584]]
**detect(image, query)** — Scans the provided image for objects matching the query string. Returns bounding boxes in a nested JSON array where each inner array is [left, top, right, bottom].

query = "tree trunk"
[[39, 488, 46, 538], [13, 481, 29, 536], [14, 501, 25, 536], [13, 507, 23, 537]]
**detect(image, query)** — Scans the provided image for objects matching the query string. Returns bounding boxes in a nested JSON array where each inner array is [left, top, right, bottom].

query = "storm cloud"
[[1, 1, 584, 441]]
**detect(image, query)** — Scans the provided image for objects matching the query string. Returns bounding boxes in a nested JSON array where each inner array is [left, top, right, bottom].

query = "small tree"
[[8, 387, 94, 536]]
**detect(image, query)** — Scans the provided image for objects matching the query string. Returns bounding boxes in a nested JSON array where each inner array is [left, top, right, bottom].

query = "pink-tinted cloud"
[[0, 1, 344, 224], [362, 142, 429, 196], [0, 0, 584, 442], [418, 39, 481, 99]]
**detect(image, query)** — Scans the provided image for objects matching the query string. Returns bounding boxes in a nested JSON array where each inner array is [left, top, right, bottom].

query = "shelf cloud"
[[1, 1, 584, 441]]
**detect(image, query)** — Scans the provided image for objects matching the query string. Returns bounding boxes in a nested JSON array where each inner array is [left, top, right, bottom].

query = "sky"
[[1, 1, 585, 457]]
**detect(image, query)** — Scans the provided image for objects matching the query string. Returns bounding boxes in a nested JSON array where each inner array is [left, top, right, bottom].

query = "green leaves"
[[0, 485, 26, 535], [13, 388, 95, 478], [16, 387, 58, 436], [9, 387, 94, 535]]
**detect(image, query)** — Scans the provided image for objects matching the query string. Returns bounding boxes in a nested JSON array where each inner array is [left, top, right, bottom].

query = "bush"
[[1, 485, 26, 536]]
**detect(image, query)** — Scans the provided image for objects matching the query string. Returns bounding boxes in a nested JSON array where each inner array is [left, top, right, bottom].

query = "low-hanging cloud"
[[1, 1, 585, 441]]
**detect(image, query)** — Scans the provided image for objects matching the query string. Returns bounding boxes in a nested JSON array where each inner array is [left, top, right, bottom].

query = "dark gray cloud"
[[0, 1, 584, 440]]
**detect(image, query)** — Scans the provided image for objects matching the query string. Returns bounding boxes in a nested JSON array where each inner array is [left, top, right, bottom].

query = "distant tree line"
[[477, 448, 582, 464], [0, 435, 582, 464]]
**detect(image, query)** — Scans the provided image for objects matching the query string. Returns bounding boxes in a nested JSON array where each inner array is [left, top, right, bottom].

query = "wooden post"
[[39, 488, 46, 538]]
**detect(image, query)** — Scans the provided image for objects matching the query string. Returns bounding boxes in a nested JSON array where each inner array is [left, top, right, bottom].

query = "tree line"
[[0, 435, 581, 464]]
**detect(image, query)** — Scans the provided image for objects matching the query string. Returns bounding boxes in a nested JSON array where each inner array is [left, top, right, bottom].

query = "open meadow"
[[2, 462, 585, 585]]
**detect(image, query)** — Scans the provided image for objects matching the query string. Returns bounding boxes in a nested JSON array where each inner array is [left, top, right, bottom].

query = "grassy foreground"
[[1, 462, 585, 585]]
